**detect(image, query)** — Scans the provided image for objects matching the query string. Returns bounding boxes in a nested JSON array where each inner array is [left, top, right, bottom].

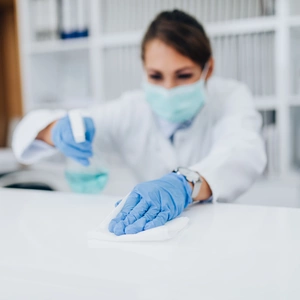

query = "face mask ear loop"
[[201, 62, 210, 86]]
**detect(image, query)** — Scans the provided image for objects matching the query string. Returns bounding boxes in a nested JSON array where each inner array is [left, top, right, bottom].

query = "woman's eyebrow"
[[175, 67, 194, 73], [147, 68, 162, 73]]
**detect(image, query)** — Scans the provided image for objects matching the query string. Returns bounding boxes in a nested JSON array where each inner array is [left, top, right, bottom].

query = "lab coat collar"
[[154, 115, 195, 140]]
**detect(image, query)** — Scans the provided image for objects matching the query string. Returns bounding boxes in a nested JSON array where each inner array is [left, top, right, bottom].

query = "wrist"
[[172, 167, 202, 201], [36, 121, 57, 146], [193, 176, 212, 201], [183, 174, 212, 202]]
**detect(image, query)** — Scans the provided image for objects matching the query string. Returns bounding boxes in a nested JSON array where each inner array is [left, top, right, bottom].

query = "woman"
[[13, 10, 266, 236]]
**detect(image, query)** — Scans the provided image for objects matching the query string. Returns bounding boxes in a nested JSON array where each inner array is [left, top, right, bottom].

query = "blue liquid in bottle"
[[65, 170, 109, 194]]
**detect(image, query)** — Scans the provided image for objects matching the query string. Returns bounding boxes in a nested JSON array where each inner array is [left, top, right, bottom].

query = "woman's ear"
[[206, 57, 214, 80]]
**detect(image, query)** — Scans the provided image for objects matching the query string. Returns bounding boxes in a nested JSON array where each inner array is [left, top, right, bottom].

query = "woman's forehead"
[[144, 39, 199, 71]]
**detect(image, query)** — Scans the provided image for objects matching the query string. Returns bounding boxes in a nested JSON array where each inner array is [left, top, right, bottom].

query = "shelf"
[[31, 97, 277, 111], [282, 169, 300, 185], [98, 17, 278, 48], [100, 31, 143, 48], [289, 16, 300, 28], [289, 95, 300, 106], [24, 17, 279, 52], [25, 38, 91, 54], [253, 97, 278, 110], [32, 97, 96, 111], [207, 16, 277, 36]]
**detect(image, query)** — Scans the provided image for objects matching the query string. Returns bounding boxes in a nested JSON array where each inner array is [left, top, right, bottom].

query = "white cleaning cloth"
[[88, 194, 189, 242]]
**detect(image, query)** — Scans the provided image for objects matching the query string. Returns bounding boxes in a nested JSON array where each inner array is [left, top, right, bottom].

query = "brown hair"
[[141, 10, 212, 69]]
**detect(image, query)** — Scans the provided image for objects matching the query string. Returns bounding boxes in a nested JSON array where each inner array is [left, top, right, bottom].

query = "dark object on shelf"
[[0, 170, 67, 192], [5, 182, 54, 191]]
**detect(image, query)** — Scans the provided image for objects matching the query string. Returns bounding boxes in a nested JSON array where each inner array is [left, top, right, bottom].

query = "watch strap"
[[173, 168, 202, 200], [192, 179, 202, 199]]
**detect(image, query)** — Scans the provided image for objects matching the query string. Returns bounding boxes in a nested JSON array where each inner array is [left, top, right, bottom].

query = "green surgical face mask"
[[143, 69, 208, 123]]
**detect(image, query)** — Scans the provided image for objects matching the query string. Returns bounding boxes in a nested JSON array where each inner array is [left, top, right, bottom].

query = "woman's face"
[[143, 39, 213, 89]]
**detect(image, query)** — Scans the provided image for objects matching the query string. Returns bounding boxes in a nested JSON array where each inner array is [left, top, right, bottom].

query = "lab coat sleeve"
[[190, 84, 267, 202], [12, 109, 66, 164], [12, 92, 138, 165]]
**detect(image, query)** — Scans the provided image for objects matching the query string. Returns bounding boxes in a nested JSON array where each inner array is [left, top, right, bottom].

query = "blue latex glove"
[[108, 173, 193, 236], [51, 115, 95, 166]]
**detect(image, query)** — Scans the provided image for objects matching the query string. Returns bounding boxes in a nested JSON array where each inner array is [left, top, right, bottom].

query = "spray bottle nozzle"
[[68, 110, 86, 143]]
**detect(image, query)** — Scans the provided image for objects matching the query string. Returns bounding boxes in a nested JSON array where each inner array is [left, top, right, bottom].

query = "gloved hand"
[[51, 115, 95, 166], [108, 173, 193, 236]]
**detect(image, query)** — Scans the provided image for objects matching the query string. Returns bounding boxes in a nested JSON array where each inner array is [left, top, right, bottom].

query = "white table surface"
[[0, 188, 300, 300]]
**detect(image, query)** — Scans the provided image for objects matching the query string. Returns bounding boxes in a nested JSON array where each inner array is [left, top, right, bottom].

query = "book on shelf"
[[31, 0, 89, 42]]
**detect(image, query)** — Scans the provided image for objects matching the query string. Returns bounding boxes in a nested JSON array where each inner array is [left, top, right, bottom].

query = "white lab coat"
[[13, 77, 267, 202]]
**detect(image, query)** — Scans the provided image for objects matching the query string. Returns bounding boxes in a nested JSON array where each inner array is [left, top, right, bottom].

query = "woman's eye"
[[177, 74, 193, 79], [149, 74, 162, 80]]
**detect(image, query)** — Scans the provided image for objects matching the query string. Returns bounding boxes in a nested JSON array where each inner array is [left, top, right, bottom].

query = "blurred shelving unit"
[[16, 0, 300, 179], [25, 39, 91, 54]]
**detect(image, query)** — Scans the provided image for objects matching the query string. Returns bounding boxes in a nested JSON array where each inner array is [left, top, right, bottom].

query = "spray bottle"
[[65, 110, 109, 194]]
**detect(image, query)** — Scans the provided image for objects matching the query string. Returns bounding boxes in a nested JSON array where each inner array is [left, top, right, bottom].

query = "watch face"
[[177, 167, 200, 182]]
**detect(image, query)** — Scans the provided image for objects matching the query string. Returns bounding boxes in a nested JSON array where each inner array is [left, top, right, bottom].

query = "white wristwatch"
[[173, 167, 202, 200]]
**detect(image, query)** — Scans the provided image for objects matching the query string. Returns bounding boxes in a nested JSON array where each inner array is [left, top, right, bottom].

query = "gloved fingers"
[[65, 140, 93, 153], [84, 118, 96, 142], [108, 192, 140, 233], [73, 157, 90, 166], [141, 205, 160, 223], [144, 211, 169, 231], [109, 213, 128, 233], [124, 217, 147, 235], [64, 151, 93, 162], [57, 119, 93, 151], [122, 199, 149, 227], [61, 143, 93, 160], [116, 192, 141, 217], [123, 206, 161, 234], [111, 221, 126, 236], [54, 127, 93, 157], [112, 208, 166, 236]]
